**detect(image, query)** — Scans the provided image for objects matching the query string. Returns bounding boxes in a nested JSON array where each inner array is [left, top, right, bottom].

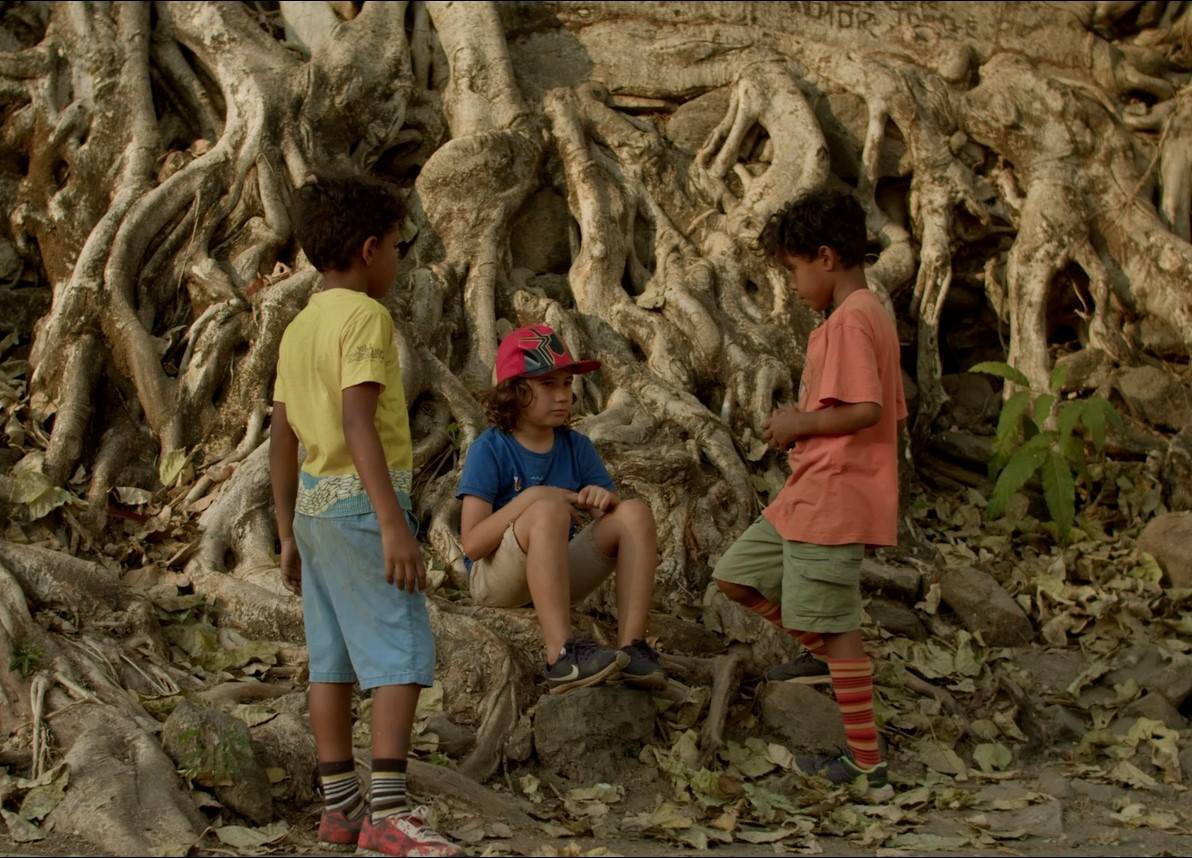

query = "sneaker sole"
[[548, 651, 629, 695]]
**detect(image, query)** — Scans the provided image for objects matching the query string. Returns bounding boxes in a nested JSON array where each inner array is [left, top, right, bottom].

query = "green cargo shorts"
[[712, 516, 863, 634]]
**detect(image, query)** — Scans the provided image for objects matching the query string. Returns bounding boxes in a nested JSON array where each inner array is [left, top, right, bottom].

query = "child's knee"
[[614, 498, 655, 531], [522, 496, 572, 530]]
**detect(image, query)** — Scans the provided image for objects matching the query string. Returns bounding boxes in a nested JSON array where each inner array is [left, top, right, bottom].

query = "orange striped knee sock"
[[735, 591, 826, 655], [827, 657, 881, 768]]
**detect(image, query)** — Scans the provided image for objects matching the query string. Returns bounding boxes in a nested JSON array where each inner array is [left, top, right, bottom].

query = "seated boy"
[[457, 325, 666, 694]]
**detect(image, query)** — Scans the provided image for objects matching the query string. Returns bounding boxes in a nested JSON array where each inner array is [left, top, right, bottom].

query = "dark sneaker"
[[544, 638, 629, 694], [620, 639, 667, 690], [796, 752, 888, 788], [317, 808, 364, 848], [764, 652, 831, 685]]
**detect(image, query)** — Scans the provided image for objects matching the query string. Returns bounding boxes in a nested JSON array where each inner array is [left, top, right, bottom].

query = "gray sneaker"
[[544, 638, 628, 695], [620, 639, 667, 690], [796, 752, 889, 788]]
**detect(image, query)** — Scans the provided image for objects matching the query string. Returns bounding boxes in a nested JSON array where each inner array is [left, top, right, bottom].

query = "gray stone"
[[1119, 692, 1187, 731], [1033, 767, 1073, 799], [985, 797, 1064, 837], [758, 683, 846, 753], [162, 699, 273, 823], [1071, 778, 1128, 806], [1105, 642, 1192, 708], [1034, 704, 1087, 744], [1162, 428, 1192, 511], [248, 712, 317, 808], [1115, 365, 1192, 431], [860, 559, 923, 602], [1015, 649, 1089, 697], [866, 598, 928, 640], [939, 566, 1034, 646], [664, 87, 731, 154], [425, 714, 477, 759], [533, 687, 655, 783], [1180, 746, 1192, 783], [941, 372, 999, 427], [1054, 348, 1112, 393], [1139, 512, 1192, 589], [510, 189, 572, 274]]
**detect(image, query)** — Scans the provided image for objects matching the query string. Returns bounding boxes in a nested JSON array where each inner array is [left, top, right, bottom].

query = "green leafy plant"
[[970, 360, 1122, 540], [9, 638, 43, 678]]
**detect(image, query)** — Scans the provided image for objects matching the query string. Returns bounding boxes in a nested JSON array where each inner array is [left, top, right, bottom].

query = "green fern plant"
[[970, 360, 1122, 540]]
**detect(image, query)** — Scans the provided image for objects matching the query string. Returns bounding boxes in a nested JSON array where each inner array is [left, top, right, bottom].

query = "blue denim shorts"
[[293, 510, 435, 689]]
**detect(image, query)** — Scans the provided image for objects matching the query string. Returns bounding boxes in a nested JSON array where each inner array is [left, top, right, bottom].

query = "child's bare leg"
[[309, 682, 354, 762], [821, 630, 865, 659], [593, 499, 657, 645], [716, 579, 826, 656], [514, 497, 574, 662], [370, 684, 421, 759]]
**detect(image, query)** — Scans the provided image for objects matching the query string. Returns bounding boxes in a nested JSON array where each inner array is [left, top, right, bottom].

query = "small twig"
[[904, 671, 960, 714]]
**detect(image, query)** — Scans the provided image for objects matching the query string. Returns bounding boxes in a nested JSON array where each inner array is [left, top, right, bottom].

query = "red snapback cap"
[[494, 325, 601, 384]]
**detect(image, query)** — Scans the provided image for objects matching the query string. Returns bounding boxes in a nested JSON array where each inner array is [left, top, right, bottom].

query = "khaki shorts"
[[712, 516, 864, 634], [470, 521, 616, 608]]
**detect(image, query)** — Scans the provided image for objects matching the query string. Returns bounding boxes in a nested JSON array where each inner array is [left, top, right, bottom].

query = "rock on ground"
[[758, 683, 846, 753], [532, 687, 655, 783], [249, 711, 318, 808], [1104, 642, 1192, 709], [1114, 365, 1192, 431], [1139, 512, 1192, 589], [939, 566, 1034, 646], [861, 559, 923, 602], [162, 698, 273, 823], [866, 597, 928, 640]]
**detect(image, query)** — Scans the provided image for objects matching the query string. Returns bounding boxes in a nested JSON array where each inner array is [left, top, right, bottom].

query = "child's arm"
[[763, 400, 881, 450], [459, 486, 578, 561], [342, 382, 425, 592], [269, 402, 302, 595]]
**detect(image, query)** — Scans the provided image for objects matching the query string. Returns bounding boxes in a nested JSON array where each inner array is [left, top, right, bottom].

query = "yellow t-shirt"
[[274, 290, 413, 494]]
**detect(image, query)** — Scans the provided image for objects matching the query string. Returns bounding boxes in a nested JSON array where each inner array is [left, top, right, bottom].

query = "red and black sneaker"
[[317, 808, 365, 848], [356, 806, 461, 857]]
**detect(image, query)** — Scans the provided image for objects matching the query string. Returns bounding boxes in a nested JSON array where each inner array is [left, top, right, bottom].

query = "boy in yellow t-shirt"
[[271, 176, 458, 856]]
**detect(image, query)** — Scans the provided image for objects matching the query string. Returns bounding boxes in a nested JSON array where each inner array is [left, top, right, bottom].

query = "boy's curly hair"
[[481, 379, 534, 432], [293, 174, 406, 273], [759, 189, 867, 268]]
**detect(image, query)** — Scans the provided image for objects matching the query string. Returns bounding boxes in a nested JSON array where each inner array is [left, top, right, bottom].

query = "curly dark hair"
[[293, 174, 406, 273], [480, 379, 534, 432], [759, 189, 867, 268]]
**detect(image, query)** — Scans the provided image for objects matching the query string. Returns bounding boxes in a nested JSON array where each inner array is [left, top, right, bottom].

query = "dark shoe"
[[544, 638, 629, 695], [764, 652, 831, 685], [620, 639, 667, 690], [796, 752, 888, 788]]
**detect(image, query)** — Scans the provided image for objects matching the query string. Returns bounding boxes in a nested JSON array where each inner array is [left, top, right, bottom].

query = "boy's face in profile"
[[521, 370, 575, 428], [362, 226, 403, 300], [776, 247, 834, 312]]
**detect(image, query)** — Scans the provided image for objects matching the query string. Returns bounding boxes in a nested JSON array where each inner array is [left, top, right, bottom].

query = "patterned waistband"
[[296, 467, 414, 518]]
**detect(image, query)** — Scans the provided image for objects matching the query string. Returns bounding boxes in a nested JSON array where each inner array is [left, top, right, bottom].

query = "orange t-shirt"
[[763, 288, 907, 547]]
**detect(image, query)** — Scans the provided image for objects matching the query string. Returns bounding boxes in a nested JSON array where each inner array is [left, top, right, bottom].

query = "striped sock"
[[318, 760, 365, 819], [735, 589, 827, 656], [369, 758, 409, 821], [827, 657, 882, 768]]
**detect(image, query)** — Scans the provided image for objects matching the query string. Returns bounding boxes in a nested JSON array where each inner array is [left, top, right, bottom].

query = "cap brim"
[[523, 359, 601, 377]]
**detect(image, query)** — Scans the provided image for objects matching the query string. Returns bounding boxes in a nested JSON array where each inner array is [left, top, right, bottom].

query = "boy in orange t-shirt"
[[713, 190, 906, 788]]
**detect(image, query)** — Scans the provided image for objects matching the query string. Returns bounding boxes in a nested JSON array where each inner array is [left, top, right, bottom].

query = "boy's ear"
[[361, 235, 379, 265], [817, 244, 838, 270]]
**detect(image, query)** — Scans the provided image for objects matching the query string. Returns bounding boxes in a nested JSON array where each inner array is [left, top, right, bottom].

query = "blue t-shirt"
[[456, 427, 615, 568]]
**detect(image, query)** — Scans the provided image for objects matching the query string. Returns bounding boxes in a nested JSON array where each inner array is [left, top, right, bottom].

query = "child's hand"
[[382, 519, 426, 593], [762, 405, 804, 450], [280, 537, 302, 596], [576, 485, 617, 513]]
